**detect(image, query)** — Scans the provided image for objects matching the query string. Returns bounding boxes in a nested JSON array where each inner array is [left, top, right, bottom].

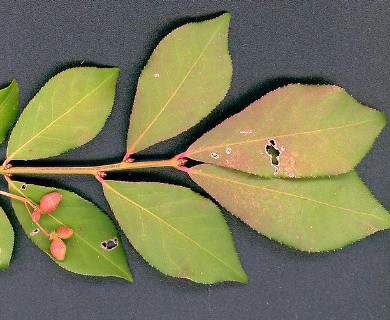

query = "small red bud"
[[31, 208, 41, 223], [56, 226, 73, 239], [50, 238, 66, 261], [39, 192, 62, 214]]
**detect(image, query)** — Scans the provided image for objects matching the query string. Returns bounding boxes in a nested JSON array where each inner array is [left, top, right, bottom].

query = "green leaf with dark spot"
[[0, 80, 19, 145], [126, 13, 232, 156], [7, 67, 119, 161], [0, 206, 14, 270], [103, 180, 247, 284], [187, 164, 390, 252], [9, 181, 132, 281], [186, 84, 386, 177]]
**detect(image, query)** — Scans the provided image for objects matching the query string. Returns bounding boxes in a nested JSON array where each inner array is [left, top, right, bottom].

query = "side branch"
[[0, 158, 181, 176]]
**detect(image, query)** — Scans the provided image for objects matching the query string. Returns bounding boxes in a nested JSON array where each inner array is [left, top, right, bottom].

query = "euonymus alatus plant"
[[0, 13, 388, 284]]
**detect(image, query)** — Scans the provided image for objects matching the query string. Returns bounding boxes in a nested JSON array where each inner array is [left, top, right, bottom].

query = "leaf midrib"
[[7, 73, 115, 160], [128, 18, 226, 153], [191, 169, 390, 224], [187, 119, 378, 155], [104, 182, 242, 279]]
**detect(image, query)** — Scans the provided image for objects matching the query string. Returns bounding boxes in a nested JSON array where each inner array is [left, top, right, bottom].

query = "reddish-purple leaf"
[[185, 84, 386, 178]]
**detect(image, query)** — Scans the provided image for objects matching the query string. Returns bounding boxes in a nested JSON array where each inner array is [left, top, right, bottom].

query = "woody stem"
[[0, 190, 32, 204], [0, 157, 182, 176]]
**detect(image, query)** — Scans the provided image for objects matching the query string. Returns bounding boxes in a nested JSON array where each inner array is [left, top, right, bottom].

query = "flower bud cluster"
[[31, 192, 62, 223], [49, 227, 74, 261], [30, 192, 73, 261]]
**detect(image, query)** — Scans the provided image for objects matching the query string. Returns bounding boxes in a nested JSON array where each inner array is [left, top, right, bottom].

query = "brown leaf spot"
[[367, 226, 379, 233], [279, 150, 297, 178]]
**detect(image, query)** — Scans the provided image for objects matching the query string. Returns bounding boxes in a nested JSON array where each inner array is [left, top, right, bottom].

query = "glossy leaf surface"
[[188, 164, 390, 252], [9, 181, 132, 281], [126, 13, 232, 155], [7, 67, 119, 161], [186, 84, 386, 177], [103, 180, 247, 284], [0, 207, 14, 270], [0, 80, 19, 144]]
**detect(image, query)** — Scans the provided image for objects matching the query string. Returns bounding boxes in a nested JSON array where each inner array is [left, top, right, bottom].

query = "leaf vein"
[[128, 19, 226, 153], [188, 119, 377, 155], [7, 73, 115, 160], [105, 182, 240, 277]]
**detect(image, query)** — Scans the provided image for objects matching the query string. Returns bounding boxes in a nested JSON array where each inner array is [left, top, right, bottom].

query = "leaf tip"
[[379, 110, 387, 127], [110, 66, 120, 77], [122, 272, 133, 283], [219, 12, 231, 23], [10, 79, 19, 88], [236, 270, 249, 285], [215, 12, 231, 32]]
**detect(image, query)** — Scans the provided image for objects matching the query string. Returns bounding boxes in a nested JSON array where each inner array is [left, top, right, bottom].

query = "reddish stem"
[[4, 176, 50, 237]]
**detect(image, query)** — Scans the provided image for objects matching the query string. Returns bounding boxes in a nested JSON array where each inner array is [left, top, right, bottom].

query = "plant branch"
[[0, 189, 31, 204], [0, 157, 182, 176]]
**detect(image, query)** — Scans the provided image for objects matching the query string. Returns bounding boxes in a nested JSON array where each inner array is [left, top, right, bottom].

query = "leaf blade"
[[126, 13, 232, 155], [7, 67, 119, 161], [103, 180, 247, 284], [187, 165, 390, 252], [9, 181, 132, 281], [0, 206, 14, 270], [0, 80, 19, 145], [186, 84, 386, 177]]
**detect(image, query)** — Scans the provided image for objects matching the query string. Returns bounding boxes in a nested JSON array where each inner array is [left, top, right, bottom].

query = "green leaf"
[[7, 67, 119, 161], [126, 13, 232, 156], [9, 181, 132, 281], [0, 206, 14, 270], [0, 80, 19, 145], [187, 164, 390, 252], [102, 180, 247, 284], [186, 84, 386, 178]]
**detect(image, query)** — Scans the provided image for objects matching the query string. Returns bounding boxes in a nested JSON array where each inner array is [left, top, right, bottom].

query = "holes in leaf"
[[265, 141, 280, 166], [101, 238, 118, 251], [210, 152, 219, 159], [30, 228, 40, 236], [265, 139, 282, 175], [21, 183, 27, 190]]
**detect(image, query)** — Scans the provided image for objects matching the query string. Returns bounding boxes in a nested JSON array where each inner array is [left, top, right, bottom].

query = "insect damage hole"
[[101, 238, 118, 251], [265, 139, 281, 175], [210, 152, 219, 159], [30, 228, 40, 236], [21, 183, 27, 190]]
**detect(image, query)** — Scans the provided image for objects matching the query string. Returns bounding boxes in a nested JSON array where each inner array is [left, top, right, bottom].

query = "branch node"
[[97, 171, 107, 178]]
